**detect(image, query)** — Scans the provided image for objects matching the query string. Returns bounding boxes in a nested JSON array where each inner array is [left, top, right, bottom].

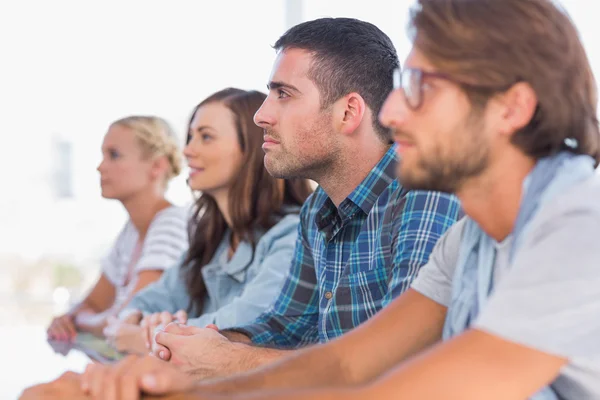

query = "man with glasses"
[[49, 0, 600, 398]]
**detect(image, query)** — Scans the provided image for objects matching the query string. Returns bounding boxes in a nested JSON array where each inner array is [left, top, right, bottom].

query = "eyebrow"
[[193, 125, 215, 132], [267, 81, 300, 93], [101, 145, 118, 153]]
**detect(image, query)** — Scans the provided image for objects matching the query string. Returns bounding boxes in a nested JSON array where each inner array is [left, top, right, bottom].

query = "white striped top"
[[101, 205, 189, 310]]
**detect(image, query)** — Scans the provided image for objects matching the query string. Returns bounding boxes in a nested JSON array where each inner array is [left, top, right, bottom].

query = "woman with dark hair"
[[103, 88, 313, 354]]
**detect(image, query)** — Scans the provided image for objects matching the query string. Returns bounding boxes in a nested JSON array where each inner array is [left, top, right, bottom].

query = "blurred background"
[[0, 0, 596, 393]]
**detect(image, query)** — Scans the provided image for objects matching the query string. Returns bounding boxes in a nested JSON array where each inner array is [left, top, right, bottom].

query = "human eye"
[[277, 89, 290, 99]]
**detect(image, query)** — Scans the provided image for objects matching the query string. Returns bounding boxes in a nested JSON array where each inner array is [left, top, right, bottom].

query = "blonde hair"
[[111, 115, 183, 181]]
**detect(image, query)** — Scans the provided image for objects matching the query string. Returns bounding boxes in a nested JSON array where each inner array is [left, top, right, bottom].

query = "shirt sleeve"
[[187, 216, 299, 330], [474, 205, 600, 361], [229, 212, 320, 348], [410, 217, 466, 307], [122, 254, 190, 316], [134, 207, 189, 273], [383, 190, 463, 307], [101, 223, 131, 286]]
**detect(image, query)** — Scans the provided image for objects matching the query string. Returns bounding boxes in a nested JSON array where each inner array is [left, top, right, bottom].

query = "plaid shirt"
[[233, 145, 461, 347]]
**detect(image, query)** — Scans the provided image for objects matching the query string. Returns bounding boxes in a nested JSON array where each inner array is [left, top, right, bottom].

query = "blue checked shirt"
[[232, 145, 462, 347]]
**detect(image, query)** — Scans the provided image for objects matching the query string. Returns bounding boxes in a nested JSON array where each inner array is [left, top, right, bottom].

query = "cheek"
[[117, 162, 148, 185], [211, 147, 243, 181]]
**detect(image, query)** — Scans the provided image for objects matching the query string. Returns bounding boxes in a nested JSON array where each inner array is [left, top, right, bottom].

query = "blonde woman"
[[47, 116, 189, 341]]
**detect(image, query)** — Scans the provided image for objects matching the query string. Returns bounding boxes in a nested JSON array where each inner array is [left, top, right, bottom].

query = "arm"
[[152, 220, 321, 379], [47, 273, 117, 340], [75, 270, 163, 337], [122, 258, 188, 317], [197, 289, 446, 393], [383, 190, 461, 304], [268, 330, 564, 400], [220, 221, 321, 349]]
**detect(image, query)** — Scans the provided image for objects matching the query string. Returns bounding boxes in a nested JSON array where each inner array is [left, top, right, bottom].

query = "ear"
[[150, 156, 170, 181], [495, 82, 538, 138], [334, 92, 366, 136]]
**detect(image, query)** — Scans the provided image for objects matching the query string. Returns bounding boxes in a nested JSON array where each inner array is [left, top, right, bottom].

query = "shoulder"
[[371, 180, 462, 226], [151, 205, 190, 227], [525, 174, 600, 247], [256, 214, 301, 250]]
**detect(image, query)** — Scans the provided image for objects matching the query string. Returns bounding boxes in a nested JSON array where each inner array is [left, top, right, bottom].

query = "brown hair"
[[409, 0, 600, 164], [182, 88, 313, 313]]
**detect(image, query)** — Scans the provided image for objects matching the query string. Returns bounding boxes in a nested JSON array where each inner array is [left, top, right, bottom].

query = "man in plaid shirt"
[[28, 17, 462, 396], [140, 17, 460, 379]]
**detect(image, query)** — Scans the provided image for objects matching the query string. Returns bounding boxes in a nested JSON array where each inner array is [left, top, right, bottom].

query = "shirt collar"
[[315, 144, 398, 229], [345, 144, 398, 215]]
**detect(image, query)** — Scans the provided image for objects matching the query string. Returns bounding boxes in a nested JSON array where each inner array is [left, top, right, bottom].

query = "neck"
[[210, 189, 232, 227], [456, 149, 536, 242], [315, 139, 390, 207], [121, 188, 171, 240], [210, 189, 239, 254]]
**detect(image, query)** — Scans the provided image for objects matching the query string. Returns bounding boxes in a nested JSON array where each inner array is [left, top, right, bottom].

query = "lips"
[[263, 136, 280, 145], [189, 167, 204, 176]]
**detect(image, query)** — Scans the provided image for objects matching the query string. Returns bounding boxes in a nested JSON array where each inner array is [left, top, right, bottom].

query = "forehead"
[[191, 102, 235, 128], [269, 48, 318, 92], [103, 124, 136, 148]]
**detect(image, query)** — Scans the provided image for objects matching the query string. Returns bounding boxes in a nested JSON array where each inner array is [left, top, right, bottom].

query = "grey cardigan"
[[123, 214, 299, 329]]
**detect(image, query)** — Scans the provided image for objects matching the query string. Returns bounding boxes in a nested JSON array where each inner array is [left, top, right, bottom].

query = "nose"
[[97, 159, 106, 173], [182, 141, 195, 158], [253, 96, 275, 129], [379, 89, 409, 135]]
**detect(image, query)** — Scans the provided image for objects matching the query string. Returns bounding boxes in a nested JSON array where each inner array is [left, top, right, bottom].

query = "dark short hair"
[[410, 0, 600, 164], [274, 17, 399, 142]]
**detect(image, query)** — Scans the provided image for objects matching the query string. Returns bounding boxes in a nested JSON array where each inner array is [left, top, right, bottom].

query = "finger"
[[59, 317, 77, 341], [53, 320, 69, 341], [106, 315, 118, 326], [174, 310, 188, 324], [148, 313, 163, 348], [163, 322, 198, 336], [107, 355, 140, 400], [47, 321, 58, 339], [140, 317, 151, 349], [100, 366, 119, 400], [139, 369, 183, 395], [205, 323, 218, 331], [151, 340, 171, 361], [64, 317, 78, 340], [159, 311, 174, 327], [81, 363, 96, 394], [87, 363, 108, 398], [119, 371, 142, 400], [122, 309, 143, 324], [102, 325, 114, 340]]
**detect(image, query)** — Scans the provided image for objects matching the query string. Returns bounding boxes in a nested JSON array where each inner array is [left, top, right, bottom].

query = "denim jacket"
[[123, 213, 299, 329]]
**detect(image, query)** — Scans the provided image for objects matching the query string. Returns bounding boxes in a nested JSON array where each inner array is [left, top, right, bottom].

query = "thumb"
[[174, 310, 188, 324], [163, 322, 197, 336]]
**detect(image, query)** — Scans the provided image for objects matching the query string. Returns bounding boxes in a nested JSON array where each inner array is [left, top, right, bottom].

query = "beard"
[[263, 113, 338, 181], [396, 113, 491, 193]]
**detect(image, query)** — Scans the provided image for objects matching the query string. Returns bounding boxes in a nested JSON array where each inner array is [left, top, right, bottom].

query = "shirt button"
[[324, 291, 333, 300]]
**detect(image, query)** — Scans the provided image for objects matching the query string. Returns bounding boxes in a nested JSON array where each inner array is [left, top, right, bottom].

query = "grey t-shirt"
[[411, 175, 600, 399]]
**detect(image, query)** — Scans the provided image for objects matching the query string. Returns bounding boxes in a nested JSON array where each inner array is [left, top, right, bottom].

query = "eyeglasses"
[[393, 67, 514, 110]]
